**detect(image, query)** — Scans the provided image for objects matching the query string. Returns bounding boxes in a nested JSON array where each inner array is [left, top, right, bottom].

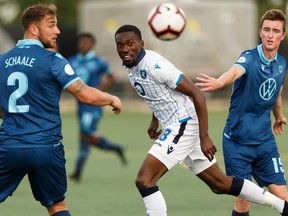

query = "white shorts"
[[148, 120, 216, 175]]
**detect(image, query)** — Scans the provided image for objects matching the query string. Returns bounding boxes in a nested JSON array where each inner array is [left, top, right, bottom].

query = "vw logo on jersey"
[[140, 70, 147, 79], [259, 78, 276, 100], [134, 81, 145, 96]]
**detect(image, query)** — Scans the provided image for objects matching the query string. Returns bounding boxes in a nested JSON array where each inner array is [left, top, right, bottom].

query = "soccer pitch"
[[1, 105, 287, 216]]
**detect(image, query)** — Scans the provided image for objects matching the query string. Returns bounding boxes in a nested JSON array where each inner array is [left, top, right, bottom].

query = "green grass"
[[1, 109, 288, 215]]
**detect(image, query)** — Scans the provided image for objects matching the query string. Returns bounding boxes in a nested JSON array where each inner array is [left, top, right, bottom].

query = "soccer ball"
[[148, 3, 186, 41]]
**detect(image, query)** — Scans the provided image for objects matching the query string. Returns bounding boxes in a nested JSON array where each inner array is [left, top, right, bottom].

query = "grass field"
[[1, 101, 288, 216]]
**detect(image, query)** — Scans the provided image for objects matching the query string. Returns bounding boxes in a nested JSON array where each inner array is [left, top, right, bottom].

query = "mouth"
[[121, 54, 133, 62]]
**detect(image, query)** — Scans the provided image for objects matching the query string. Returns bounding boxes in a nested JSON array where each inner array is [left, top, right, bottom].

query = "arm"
[[66, 79, 122, 114], [147, 113, 162, 140], [272, 86, 286, 135], [97, 74, 115, 91], [195, 65, 244, 92], [176, 75, 216, 161]]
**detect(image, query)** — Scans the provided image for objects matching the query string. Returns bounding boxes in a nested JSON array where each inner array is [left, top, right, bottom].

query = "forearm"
[[193, 91, 209, 139], [273, 93, 283, 120], [79, 86, 117, 107]]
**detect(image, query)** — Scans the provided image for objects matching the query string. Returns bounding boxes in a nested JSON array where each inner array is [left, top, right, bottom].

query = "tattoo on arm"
[[74, 80, 88, 94]]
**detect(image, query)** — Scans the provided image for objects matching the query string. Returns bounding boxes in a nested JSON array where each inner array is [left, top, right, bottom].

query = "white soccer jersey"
[[124, 49, 197, 127]]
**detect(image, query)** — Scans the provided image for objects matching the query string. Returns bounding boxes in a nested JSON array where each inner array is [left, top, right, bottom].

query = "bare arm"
[[195, 65, 244, 92], [176, 75, 216, 161], [66, 79, 122, 114], [272, 86, 286, 135]]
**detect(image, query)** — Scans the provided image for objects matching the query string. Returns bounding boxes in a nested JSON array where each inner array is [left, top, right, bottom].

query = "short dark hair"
[[21, 4, 56, 32], [76, 33, 96, 44], [260, 9, 287, 32], [115, 24, 142, 40]]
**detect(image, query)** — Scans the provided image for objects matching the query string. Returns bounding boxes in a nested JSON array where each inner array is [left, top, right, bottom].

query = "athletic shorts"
[[148, 120, 216, 174], [0, 143, 67, 206], [223, 135, 286, 187]]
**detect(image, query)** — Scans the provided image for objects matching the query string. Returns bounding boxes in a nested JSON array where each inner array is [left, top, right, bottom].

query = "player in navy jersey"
[[114, 24, 288, 216], [196, 9, 288, 216], [68, 33, 126, 182], [0, 4, 122, 216]]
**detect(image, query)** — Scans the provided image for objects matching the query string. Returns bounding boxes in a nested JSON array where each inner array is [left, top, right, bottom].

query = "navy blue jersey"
[[224, 44, 287, 145], [68, 50, 111, 113], [0, 39, 79, 146]]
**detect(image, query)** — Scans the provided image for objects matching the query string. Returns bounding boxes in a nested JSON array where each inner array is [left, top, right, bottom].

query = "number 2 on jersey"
[[7, 72, 29, 113]]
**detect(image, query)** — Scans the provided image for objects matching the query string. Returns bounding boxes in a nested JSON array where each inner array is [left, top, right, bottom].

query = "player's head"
[[76, 33, 96, 56], [260, 9, 286, 32], [114, 25, 144, 68], [21, 4, 60, 49], [259, 9, 286, 51]]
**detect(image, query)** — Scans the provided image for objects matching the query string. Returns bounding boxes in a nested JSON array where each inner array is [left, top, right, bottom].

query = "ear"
[[29, 24, 39, 36]]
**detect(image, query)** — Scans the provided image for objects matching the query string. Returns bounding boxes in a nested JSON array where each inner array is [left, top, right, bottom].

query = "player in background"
[[114, 24, 288, 216], [196, 9, 288, 216], [67, 33, 126, 182], [0, 4, 122, 216]]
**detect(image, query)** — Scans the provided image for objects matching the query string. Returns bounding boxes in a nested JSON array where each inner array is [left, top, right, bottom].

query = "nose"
[[268, 30, 273, 38], [55, 26, 60, 35]]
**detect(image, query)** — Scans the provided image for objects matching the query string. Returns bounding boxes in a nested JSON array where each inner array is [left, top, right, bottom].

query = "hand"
[[110, 96, 122, 114], [147, 118, 162, 140], [195, 73, 221, 92], [273, 116, 287, 135], [200, 135, 217, 162]]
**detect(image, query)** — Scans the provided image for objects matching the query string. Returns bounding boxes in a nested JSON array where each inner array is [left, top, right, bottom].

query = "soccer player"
[[0, 4, 121, 216], [195, 8, 288, 216], [68, 33, 126, 182], [114, 24, 288, 216]]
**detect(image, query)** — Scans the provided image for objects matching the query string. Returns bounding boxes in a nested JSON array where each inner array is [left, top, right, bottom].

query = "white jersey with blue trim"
[[124, 49, 197, 128]]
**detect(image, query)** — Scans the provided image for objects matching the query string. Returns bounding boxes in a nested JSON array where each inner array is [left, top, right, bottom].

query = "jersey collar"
[[257, 44, 277, 65], [16, 39, 44, 48]]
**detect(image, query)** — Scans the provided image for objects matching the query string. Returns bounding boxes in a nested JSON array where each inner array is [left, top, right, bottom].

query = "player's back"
[[0, 41, 66, 146]]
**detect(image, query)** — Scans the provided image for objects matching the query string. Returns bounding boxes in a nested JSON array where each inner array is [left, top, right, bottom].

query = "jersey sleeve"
[[51, 52, 80, 89], [152, 58, 183, 89], [233, 51, 254, 74]]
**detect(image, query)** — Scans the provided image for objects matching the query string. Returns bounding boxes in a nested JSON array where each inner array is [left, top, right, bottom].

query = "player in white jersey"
[[114, 24, 288, 216]]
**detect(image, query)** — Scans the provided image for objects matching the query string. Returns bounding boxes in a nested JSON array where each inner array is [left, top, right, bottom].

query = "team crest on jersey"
[[259, 78, 276, 101], [236, 56, 246, 63], [140, 70, 147, 79], [278, 65, 284, 74], [64, 64, 75, 75]]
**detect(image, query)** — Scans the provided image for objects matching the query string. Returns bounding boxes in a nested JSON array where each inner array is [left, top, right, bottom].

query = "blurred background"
[[1, 0, 288, 104]]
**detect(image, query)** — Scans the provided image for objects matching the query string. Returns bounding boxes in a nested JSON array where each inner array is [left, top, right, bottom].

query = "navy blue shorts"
[[223, 135, 286, 187], [0, 143, 67, 206]]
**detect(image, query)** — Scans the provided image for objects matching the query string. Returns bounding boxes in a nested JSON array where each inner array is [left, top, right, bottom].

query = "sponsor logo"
[[259, 78, 276, 100], [167, 145, 175, 154]]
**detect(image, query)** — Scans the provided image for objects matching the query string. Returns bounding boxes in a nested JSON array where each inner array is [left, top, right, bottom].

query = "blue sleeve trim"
[[176, 74, 183, 86], [233, 64, 246, 74], [63, 77, 80, 89]]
